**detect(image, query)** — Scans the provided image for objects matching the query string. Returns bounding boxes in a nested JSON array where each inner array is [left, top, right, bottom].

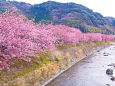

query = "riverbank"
[[46, 45, 115, 86], [43, 41, 113, 86], [0, 41, 114, 86]]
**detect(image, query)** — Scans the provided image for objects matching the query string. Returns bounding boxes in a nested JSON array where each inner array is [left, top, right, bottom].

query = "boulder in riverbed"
[[106, 84, 110, 86], [111, 76, 115, 81], [106, 68, 113, 75], [108, 63, 115, 67]]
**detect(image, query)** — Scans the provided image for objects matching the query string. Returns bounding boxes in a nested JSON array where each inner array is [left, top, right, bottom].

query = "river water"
[[47, 45, 115, 86]]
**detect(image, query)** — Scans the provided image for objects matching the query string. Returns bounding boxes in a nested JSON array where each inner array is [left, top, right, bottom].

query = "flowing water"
[[47, 45, 115, 86]]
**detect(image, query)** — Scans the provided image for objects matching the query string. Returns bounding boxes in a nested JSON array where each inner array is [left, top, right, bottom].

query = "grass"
[[56, 45, 74, 49], [56, 43, 82, 50], [3, 52, 61, 82], [93, 41, 107, 45], [56, 41, 108, 50], [0, 52, 54, 84], [83, 41, 92, 45], [19, 60, 25, 64], [15, 60, 52, 78], [76, 43, 82, 46], [14, 53, 53, 78], [83, 41, 108, 45], [54, 56, 61, 62]]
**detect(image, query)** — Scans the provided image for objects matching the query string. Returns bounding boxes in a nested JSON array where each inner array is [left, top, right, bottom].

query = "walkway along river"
[[47, 45, 115, 86]]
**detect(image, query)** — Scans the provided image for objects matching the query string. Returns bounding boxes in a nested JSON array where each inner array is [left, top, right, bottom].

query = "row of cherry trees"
[[0, 9, 115, 71]]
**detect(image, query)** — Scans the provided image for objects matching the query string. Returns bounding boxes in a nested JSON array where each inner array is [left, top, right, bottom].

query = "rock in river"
[[106, 68, 113, 75], [111, 76, 115, 81]]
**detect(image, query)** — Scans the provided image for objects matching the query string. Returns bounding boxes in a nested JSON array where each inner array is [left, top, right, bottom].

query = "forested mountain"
[[0, 0, 115, 34]]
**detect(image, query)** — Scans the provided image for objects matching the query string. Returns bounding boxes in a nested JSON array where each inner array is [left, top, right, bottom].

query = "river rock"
[[111, 76, 115, 81], [97, 50, 100, 52], [106, 68, 113, 75], [108, 63, 115, 67], [104, 54, 109, 56], [106, 84, 110, 86]]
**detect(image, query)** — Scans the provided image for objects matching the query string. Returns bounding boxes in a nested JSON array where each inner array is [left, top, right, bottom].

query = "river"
[[47, 45, 115, 86]]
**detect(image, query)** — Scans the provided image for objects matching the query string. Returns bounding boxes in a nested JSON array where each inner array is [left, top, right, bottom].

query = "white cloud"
[[14, 0, 115, 17]]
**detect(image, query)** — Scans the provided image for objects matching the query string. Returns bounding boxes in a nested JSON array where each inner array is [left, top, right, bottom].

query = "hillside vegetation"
[[0, 0, 115, 34]]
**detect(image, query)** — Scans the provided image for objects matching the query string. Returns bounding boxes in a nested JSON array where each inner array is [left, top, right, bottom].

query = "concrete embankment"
[[2, 41, 114, 86]]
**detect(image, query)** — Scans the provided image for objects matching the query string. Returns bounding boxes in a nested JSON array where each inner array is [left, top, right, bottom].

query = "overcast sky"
[[14, 0, 115, 18]]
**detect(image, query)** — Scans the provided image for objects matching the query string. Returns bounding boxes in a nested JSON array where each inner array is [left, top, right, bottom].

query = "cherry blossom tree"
[[0, 8, 115, 71], [0, 9, 55, 71]]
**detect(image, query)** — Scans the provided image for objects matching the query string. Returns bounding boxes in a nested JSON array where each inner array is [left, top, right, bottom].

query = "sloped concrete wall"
[[3, 42, 112, 86]]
